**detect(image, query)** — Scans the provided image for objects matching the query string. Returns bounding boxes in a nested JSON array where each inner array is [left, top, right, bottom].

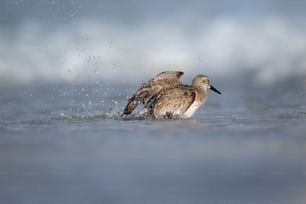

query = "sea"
[[1, 0, 306, 203], [0, 74, 305, 204]]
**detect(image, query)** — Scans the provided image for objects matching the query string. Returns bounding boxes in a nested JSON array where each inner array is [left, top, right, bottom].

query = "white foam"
[[0, 17, 305, 85]]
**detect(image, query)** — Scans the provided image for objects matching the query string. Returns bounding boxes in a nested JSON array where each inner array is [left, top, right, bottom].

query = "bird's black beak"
[[210, 85, 221, 94]]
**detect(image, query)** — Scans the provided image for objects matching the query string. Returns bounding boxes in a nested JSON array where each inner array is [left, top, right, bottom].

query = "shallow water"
[[0, 77, 306, 204]]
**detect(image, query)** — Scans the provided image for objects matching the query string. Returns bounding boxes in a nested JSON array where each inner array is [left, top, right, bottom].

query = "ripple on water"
[[51, 111, 122, 122]]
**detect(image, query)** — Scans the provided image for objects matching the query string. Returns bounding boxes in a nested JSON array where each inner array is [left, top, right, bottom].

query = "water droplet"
[[112, 100, 118, 106]]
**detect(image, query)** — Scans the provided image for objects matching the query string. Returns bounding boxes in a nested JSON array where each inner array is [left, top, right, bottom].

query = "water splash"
[[1, 17, 306, 85], [53, 110, 121, 121]]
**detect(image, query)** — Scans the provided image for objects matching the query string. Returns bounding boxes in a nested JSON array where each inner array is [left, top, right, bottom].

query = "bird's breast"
[[182, 90, 207, 118], [182, 100, 203, 118]]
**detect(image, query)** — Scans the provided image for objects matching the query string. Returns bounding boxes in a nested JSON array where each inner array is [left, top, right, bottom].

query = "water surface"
[[0, 78, 306, 204]]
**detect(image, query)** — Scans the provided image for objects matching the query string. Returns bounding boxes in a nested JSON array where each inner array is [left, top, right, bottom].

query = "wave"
[[0, 17, 305, 85]]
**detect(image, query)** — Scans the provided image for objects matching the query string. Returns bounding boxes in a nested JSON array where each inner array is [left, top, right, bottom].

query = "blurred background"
[[0, 0, 306, 85], [1, 1, 306, 204]]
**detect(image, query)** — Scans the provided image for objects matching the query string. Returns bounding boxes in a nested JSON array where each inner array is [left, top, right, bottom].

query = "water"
[[0, 76, 306, 204], [1, 1, 306, 203], [1, 0, 306, 85]]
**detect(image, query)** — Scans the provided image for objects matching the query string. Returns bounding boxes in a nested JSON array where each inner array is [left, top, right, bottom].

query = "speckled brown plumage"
[[147, 75, 217, 119], [122, 71, 184, 117]]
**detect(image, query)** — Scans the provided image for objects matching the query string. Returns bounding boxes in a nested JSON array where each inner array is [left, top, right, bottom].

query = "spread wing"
[[122, 71, 184, 116], [148, 86, 196, 119]]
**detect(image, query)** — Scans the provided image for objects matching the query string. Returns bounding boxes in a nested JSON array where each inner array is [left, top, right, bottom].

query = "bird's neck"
[[194, 86, 207, 103]]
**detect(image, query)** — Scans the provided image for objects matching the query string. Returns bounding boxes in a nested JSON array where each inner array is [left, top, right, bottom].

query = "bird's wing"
[[136, 71, 184, 101], [154, 71, 184, 81], [122, 71, 184, 116], [150, 86, 196, 118]]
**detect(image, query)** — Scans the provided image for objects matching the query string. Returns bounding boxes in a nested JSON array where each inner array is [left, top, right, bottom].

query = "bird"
[[145, 74, 221, 119], [121, 71, 184, 117]]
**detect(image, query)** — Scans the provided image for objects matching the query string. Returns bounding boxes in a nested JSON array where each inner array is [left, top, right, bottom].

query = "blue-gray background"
[[1, 0, 306, 84], [0, 1, 306, 204]]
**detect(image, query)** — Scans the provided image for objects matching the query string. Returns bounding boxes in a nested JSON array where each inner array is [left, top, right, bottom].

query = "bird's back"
[[147, 85, 198, 119], [122, 71, 184, 116]]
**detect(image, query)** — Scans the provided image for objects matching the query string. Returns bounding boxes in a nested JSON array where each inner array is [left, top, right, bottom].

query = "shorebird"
[[145, 74, 221, 119], [122, 71, 184, 117]]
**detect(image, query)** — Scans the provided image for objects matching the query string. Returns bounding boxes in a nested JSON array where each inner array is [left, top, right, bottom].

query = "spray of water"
[[1, 17, 305, 85]]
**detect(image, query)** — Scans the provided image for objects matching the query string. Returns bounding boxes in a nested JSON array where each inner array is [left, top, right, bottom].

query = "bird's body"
[[122, 71, 184, 117], [147, 75, 217, 119], [122, 71, 221, 119]]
